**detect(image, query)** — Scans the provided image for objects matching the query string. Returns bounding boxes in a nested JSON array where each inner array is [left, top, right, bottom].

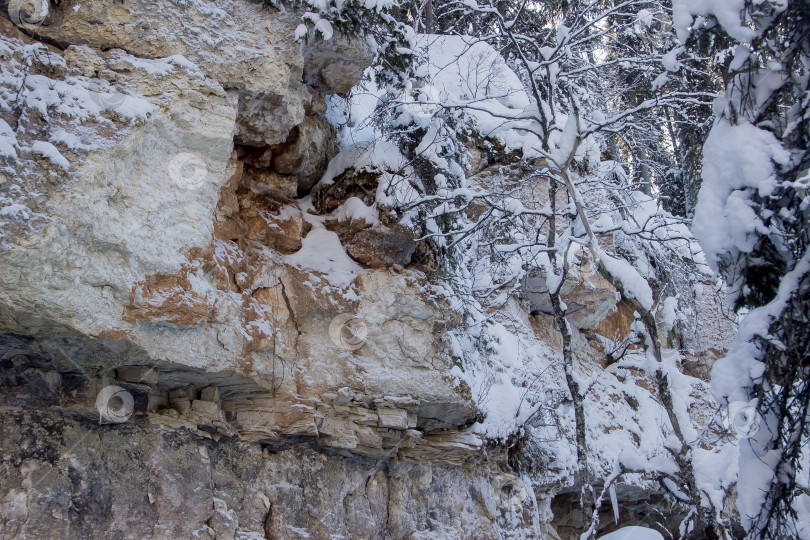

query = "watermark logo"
[[329, 313, 369, 351], [8, 0, 49, 28], [95, 385, 134, 423], [87, 89, 128, 112], [169, 152, 208, 190], [722, 401, 761, 439]]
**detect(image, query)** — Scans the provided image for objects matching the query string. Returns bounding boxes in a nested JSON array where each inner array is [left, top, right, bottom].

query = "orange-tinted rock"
[[124, 269, 211, 326]]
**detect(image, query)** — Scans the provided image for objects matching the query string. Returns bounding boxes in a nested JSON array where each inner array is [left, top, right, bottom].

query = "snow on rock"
[[598, 526, 665, 539], [0, 119, 18, 158], [24, 0, 305, 97], [319, 141, 408, 186], [29, 141, 70, 170], [312, 139, 423, 224], [334, 196, 380, 225], [596, 247, 654, 311], [315, 25, 736, 539], [1, 0, 481, 470], [322, 37, 729, 524], [0, 7, 739, 537], [326, 85, 381, 147], [285, 197, 366, 288], [413, 35, 544, 158], [0, 29, 239, 327]]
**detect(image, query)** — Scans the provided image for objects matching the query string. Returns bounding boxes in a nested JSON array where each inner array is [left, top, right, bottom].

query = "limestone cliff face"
[[0, 3, 527, 538], [0, 2, 733, 539]]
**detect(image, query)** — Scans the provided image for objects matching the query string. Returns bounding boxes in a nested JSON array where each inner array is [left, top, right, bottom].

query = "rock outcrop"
[[0, 2, 735, 539], [0, 408, 534, 540], [0, 3, 534, 537]]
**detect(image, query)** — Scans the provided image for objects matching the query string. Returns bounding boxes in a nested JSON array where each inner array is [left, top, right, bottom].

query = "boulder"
[[303, 31, 376, 95], [271, 116, 338, 194], [344, 224, 417, 268], [234, 90, 309, 148]]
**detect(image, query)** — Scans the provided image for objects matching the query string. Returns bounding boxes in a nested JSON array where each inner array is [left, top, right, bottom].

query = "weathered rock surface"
[[0, 12, 515, 535], [34, 0, 304, 96], [303, 30, 376, 95], [0, 408, 535, 540], [0, 3, 735, 539], [344, 224, 417, 268], [25, 0, 366, 191], [271, 115, 337, 193], [235, 91, 309, 148], [520, 248, 619, 331]]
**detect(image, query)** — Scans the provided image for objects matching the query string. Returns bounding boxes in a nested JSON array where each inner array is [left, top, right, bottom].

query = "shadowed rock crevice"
[[0, 318, 481, 461]]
